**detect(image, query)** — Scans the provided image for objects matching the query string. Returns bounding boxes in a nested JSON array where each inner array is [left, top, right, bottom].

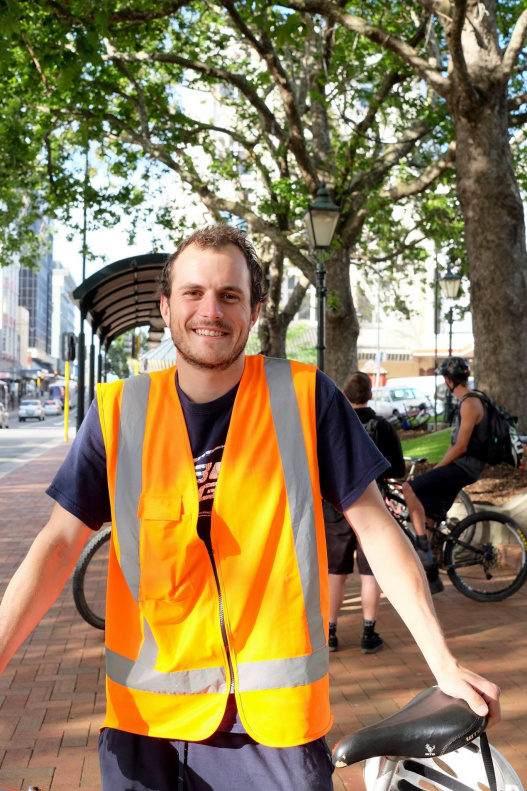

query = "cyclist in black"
[[403, 358, 488, 593], [326, 371, 405, 653]]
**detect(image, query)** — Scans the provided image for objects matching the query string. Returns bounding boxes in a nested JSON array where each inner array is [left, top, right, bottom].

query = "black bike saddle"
[[333, 687, 487, 767]]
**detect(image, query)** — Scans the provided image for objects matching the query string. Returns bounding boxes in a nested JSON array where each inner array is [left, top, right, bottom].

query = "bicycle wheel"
[[444, 511, 527, 602], [446, 489, 475, 526], [73, 525, 111, 629]]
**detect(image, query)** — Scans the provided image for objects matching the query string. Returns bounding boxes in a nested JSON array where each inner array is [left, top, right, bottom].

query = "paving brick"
[[0, 444, 527, 789]]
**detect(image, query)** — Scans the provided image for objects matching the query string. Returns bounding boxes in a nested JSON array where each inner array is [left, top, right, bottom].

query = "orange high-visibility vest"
[[97, 355, 331, 747]]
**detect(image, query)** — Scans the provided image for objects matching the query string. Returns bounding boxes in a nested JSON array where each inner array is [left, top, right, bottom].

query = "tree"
[[1, 1, 462, 383], [106, 331, 148, 378], [279, 0, 527, 424]]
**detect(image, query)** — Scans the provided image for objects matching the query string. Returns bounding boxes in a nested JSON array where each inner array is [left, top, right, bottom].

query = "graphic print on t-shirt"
[[195, 445, 225, 542]]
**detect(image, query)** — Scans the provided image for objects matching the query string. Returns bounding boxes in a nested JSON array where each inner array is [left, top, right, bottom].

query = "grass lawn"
[[401, 428, 452, 464]]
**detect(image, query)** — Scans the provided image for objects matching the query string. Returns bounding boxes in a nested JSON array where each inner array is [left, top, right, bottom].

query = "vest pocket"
[[137, 494, 195, 602]]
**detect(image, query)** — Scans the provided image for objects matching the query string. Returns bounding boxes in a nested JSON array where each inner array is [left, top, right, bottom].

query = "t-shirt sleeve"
[[45, 399, 111, 530], [316, 371, 389, 512]]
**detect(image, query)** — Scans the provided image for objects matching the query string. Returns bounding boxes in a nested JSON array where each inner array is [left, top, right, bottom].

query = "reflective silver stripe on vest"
[[114, 374, 151, 603], [264, 357, 326, 652], [106, 649, 227, 695], [238, 646, 328, 691]]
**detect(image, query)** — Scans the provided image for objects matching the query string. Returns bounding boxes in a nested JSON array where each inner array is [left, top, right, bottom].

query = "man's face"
[[160, 243, 260, 372]]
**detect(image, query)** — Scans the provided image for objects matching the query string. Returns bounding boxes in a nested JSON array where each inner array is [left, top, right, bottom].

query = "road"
[[0, 410, 77, 479]]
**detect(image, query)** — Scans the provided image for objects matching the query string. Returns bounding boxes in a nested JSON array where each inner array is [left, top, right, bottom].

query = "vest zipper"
[[205, 540, 235, 693]]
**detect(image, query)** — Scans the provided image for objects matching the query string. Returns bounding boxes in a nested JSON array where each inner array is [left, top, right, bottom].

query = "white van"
[[368, 382, 433, 418]]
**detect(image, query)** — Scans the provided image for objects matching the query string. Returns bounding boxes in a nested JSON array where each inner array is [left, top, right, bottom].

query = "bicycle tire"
[[72, 525, 111, 629], [446, 489, 475, 526], [444, 510, 527, 602]]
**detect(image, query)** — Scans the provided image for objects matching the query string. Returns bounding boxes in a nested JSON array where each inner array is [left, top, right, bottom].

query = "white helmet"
[[363, 737, 523, 791]]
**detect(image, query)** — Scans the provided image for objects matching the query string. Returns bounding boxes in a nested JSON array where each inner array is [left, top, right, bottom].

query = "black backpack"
[[460, 390, 524, 468], [362, 416, 380, 442]]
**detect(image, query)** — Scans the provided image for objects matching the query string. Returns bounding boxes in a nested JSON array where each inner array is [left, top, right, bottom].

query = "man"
[[403, 357, 488, 579], [0, 231, 498, 791], [326, 371, 405, 654]]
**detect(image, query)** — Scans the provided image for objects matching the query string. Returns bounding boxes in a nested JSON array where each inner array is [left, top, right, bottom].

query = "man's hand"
[[435, 662, 501, 727]]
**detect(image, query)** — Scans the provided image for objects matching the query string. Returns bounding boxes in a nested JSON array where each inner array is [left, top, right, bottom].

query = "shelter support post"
[[89, 327, 95, 403], [76, 307, 87, 430]]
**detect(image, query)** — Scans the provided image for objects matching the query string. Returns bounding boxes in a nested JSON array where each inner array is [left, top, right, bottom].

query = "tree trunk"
[[324, 247, 360, 387], [257, 244, 309, 359], [453, 92, 527, 429], [258, 306, 288, 358]]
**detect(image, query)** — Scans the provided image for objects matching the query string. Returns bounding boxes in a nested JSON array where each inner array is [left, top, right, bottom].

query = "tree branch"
[[508, 92, 527, 111], [108, 52, 150, 139], [338, 71, 407, 195], [281, 275, 310, 319], [509, 112, 527, 127], [279, 0, 450, 97], [445, 0, 478, 109], [21, 33, 50, 93], [221, 1, 318, 192], [502, 9, 527, 80], [379, 140, 456, 200], [43, 0, 193, 27], [102, 42, 285, 143], [350, 119, 433, 195]]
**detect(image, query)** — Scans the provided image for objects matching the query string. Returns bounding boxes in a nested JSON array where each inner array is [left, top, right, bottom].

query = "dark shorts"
[[98, 728, 334, 791], [325, 519, 373, 576], [408, 465, 476, 521]]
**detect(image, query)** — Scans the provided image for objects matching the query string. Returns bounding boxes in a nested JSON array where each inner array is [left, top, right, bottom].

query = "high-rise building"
[[18, 224, 55, 372], [51, 264, 77, 374], [0, 260, 21, 375]]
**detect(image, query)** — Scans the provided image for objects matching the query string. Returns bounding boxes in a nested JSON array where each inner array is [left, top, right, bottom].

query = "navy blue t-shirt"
[[47, 365, 387, 735]]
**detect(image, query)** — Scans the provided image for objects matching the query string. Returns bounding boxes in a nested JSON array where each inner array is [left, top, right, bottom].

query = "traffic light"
[[61, 332, 76, 361]]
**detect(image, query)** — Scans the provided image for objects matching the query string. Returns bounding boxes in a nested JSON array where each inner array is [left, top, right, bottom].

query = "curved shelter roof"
[[72, 253, 168, 346]]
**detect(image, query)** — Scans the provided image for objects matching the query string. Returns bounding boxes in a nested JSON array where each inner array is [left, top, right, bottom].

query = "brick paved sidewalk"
[[0, 445, 526, 790]]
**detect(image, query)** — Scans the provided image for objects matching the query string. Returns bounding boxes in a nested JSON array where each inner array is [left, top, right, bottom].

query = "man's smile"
[[193, 328, 229, 337]]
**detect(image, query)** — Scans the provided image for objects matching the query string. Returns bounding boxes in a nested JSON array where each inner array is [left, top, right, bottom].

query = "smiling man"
[[0, 225, 499, 791]]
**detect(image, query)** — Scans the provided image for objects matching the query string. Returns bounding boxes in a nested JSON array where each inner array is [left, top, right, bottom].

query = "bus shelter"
[[72, 253, 167, 429]]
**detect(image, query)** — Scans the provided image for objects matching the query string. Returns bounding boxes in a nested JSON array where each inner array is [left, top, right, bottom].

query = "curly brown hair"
[[156, 224, 268, 311]]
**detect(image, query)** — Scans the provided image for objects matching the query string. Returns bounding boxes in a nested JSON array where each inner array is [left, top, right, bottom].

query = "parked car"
[[368, 385, 432, 419], [18, 399, 45, 422], [0, 403, 9, 428], [43, 399, 62, 416]]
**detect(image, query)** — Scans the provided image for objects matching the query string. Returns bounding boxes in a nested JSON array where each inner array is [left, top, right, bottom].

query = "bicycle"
[[73, 523, 111, 630], [388, 403, 431, 431], [333, 685, 523, 791], [383, 457, 527, 602]]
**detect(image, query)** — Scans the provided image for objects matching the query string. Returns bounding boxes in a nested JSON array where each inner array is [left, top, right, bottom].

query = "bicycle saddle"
[[333, 687, 487, 767]]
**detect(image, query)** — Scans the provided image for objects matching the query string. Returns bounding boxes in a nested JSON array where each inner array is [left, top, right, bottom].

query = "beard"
[[170, 319, 250, 372]]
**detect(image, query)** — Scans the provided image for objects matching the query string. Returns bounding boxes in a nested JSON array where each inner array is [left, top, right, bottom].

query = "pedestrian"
[[326, 371, 406, 654], [0, 229, 499, 791], [403, 358, 488, 592]]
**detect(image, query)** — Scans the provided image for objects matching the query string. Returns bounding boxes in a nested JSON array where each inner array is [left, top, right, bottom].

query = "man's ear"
[[160, 295, 171, 329], [250, 302, 262, 329]]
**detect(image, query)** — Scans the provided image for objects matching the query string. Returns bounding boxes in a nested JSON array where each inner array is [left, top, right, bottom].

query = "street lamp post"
[[439, 266, 461, 422], [302, 182, 341, 372]]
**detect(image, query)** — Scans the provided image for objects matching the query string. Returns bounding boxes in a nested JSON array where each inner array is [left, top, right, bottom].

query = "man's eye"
[[223, 293, 238, 301]]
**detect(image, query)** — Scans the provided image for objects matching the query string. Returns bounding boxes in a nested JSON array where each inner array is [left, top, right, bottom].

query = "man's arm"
[[434, 398, 482, 468], [0, 503, 93, 674], [345, 482, 500, 725]]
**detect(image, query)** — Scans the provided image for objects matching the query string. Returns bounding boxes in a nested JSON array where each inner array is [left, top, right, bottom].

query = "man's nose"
[[199, 292, 224, 319]]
